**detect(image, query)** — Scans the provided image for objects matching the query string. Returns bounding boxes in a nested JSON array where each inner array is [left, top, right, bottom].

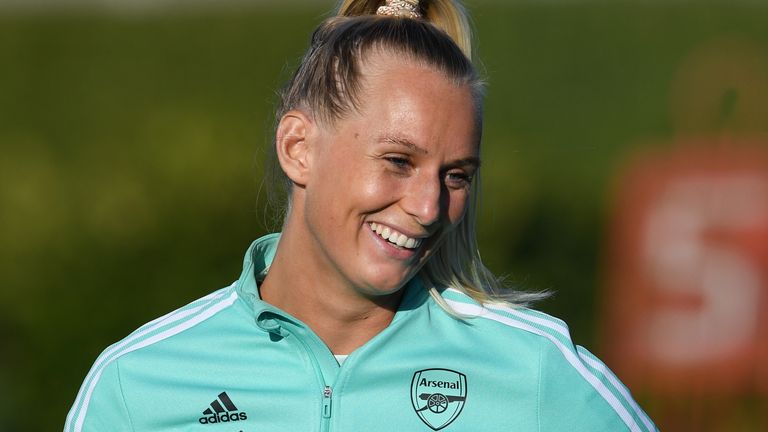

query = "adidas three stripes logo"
[[203, 392, 238, 415], [198, 392, 248, 425]]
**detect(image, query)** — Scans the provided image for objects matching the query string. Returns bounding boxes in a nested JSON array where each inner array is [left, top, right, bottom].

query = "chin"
[[357, 270, 413, 298]]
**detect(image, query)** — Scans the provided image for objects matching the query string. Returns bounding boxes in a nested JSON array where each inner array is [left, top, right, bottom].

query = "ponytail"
[[336, 0, 473, 59]]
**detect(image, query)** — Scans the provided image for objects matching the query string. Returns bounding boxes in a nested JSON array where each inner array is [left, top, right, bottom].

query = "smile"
[[369, 222, 423, 250]]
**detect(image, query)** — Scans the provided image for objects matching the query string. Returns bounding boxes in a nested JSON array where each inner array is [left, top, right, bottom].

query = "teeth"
[[369, 223, 423, 249]]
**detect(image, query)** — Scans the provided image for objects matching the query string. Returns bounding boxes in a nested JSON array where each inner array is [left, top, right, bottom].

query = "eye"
[[384, 156, 411, 170], [445, 171, 473, 189]]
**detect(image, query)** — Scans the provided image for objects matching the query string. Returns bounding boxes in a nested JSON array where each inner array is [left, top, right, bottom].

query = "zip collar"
[[234, 233, 429, 333]]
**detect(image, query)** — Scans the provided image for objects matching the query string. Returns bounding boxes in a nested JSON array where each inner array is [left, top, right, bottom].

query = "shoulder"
[[437, 287, 581, 368], [65, 283, 242, 432], [88, 282, 242, 370], [438, 287, 571, 342], [436, 288, 657, 432], [106, 283, 242, 359]]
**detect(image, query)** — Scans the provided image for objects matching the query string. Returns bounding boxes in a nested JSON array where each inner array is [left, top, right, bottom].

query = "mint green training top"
[[65, 233, 657, 432]]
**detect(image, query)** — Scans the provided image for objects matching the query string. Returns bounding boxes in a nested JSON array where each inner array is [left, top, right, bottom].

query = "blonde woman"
[[66, 1, 656, 430]]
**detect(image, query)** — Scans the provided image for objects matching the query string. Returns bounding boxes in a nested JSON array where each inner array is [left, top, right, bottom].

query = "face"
[[299, 53, 479, 298]]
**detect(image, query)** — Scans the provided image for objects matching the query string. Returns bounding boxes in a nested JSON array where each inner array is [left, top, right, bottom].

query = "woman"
[[66, 0, 657, 431]]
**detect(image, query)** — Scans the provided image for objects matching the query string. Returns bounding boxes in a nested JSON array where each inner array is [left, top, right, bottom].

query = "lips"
[[369, 222, 423, 249]]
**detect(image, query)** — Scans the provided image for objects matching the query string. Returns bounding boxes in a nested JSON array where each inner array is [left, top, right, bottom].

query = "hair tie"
[[376, 0, 422, 19]]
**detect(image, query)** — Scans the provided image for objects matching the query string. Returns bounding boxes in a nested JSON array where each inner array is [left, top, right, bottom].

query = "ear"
[[275, 110, 314, 186]]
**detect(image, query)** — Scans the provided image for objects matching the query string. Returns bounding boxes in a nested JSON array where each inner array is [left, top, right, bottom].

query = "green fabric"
[[66, 233, 656, 431]]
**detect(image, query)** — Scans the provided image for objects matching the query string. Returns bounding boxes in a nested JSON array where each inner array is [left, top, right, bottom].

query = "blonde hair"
[[268, 0, 546, 314], [337, 0, 473, 60]]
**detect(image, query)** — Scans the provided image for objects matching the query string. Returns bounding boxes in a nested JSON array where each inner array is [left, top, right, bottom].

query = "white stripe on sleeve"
[[67, 289, 237, 432], [444, 299, 645, 432]]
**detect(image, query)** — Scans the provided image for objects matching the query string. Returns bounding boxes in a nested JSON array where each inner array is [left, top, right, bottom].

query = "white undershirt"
[[334, 354, 349, 365]]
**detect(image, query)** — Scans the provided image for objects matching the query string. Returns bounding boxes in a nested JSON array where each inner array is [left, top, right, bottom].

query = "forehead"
[[345, 52, 480, 155], [357, 50, 471, 107]]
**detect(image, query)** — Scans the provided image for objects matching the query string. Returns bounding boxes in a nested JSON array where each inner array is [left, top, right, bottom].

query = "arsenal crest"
[[410, 368, 467, 430]]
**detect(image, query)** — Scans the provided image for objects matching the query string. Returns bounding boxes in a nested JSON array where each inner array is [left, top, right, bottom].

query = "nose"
[[402, 171, 443, 227]]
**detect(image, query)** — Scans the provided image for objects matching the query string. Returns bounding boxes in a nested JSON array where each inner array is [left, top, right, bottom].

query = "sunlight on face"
[[302, 51, 480, 297]]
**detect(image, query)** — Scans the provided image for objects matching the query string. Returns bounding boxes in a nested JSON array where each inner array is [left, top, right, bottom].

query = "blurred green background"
[[2, 1, 768, 430]]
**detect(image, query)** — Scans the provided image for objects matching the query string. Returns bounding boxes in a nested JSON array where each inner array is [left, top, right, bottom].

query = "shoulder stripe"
[[65, 287, 231, 430], [125, 288, 229, 337], [442, 288, 571, 339], [66, 289, 238, 432], [577, 347, 656, 432], [444, 299, 646, 432], [486, 303, 571, 339]]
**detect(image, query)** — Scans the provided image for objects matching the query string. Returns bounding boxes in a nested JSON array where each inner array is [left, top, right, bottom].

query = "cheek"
[[353, 172, 406, 215], [313, 159, 403, 215], [446, 190, 471, 226]]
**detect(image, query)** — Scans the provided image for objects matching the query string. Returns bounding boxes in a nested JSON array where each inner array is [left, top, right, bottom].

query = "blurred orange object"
[[602, 140, 768, 396]]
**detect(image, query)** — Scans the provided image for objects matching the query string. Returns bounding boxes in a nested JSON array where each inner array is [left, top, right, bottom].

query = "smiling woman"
[[263, 54, 480, 352], [65, 1, 657, 431]]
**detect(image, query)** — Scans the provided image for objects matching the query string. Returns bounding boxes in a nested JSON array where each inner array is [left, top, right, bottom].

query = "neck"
[[259, 216, 403, 355]]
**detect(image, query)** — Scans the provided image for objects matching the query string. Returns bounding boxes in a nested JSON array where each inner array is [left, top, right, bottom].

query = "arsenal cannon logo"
[[411, 369, 467, 430]]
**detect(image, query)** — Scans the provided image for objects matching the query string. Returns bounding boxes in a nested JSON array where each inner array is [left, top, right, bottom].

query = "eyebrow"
[[382, 136, 429, 155], [380, 135, 482, 168], [449, 156, 482, 169]]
